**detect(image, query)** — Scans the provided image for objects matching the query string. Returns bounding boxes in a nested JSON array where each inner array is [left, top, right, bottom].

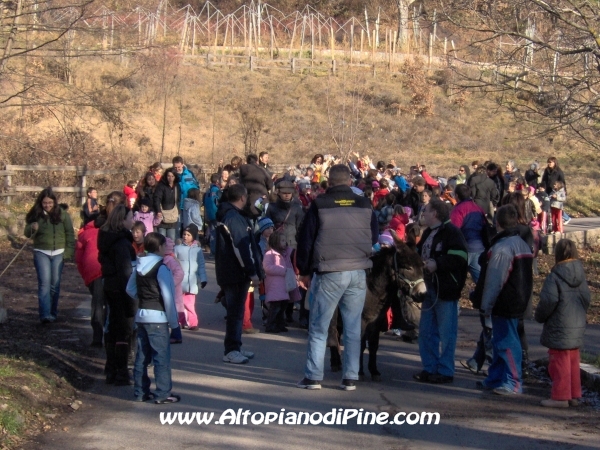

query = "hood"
[[552, 259, 586, 288], [470, 173, 487, 184], [98, 228, 133, 252], [83, 220, 96, 232], [136, 253, 163, 276], [124, 186, 136, 196], [164, 237, 175, 254], [183, 197, 200, 209], [216, 201, 240, 221]]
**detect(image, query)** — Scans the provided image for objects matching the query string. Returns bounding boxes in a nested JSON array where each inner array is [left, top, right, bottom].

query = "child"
[[126, 232, 181, 404], [123, 181, 138, 209], [174, 224, 207, 331], [536, 186, 551, 233], [256, 217, 274, 322], [131, 221, 146, 256], [388, 205, 409, 241], [82, 187, 100, 225], [182, 188, 203, 229], [417, 190, 432, 226], [163, 238, 184, 344], [133, 197, 157, 236], [549, 181, 566, 233], [535, 239, 590, 408], [262, 231, 298, 333]]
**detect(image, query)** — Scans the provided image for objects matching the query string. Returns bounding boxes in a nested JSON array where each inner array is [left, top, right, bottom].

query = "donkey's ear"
[[389, 230, 406, 251]]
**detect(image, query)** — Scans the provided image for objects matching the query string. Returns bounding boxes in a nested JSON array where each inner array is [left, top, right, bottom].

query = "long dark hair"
[[501, 192, 527, 225], [26, 187, 62, 224], [547, 156, 560, 172], [160, 167, 179, 186], [102, 204, 131, 232], [311, 154, 324, 165]]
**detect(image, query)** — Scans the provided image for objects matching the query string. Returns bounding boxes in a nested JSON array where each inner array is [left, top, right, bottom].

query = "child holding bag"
[[535, 239, 590, 408], [262, 231, 300, 333]]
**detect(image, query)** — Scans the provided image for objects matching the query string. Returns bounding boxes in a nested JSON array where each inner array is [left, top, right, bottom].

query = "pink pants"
[[548, 348, 581, 401], [243, 291, 255, 330], [182, 293, 198, 328]]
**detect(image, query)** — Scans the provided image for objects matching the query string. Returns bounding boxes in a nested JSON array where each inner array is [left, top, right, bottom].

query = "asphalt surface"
[[38, 252, 600, 450]]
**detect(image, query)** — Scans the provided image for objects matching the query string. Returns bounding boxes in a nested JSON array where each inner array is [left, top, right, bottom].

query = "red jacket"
[[389, 213, 409, 241], [372, 188, 390, 208], [123, 185, 137, 209], [75, 221, 102, 286], [420, 170, 440, 189]]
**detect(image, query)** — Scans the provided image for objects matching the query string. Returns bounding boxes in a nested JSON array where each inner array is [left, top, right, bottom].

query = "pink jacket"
[[132, 210, 160, 236], [263, 247, 294, 302], [75, 221, 101, 286], [163, 238, 184, 313]]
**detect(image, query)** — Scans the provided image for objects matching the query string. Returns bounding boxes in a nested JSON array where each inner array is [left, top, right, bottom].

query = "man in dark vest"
[[296, 164, 378, 391]]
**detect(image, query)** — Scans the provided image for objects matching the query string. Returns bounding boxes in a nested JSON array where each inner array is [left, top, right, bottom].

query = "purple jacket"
[[133, 210, 159, 236]]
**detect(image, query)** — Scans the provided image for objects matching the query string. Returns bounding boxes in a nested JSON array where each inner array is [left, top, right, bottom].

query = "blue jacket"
[[215, 202, 264, 286], [449, 199, 486, 253], [204, 183, 221, 222], [178, 166, 200, 209], [393, 175, 410, 193]]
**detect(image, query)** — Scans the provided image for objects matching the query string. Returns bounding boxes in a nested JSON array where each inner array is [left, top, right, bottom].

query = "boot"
[[264, 304, 281, 333], [105, 342, 117, 384], [522, 350, 530, 379], [114, 343, 132, 386]]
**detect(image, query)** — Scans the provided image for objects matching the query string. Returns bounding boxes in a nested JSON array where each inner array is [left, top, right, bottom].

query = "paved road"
[[565, 217, 600, 233], [39, 257, 600, 450]]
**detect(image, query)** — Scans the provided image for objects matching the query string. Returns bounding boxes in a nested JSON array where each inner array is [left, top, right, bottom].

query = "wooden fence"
[[1, 165, 122, 205]]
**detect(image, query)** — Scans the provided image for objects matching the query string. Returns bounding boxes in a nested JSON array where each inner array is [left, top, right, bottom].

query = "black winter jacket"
[[215, 202, 264, 286], [265, 198, 305, 249], [468, 173, 499, 215], [239, 163, 273, 217], [535, 259, 590, 349], [541, 167, 566, 193], [153, 181, 180, 229], [416, 221, 469, 300], [98, 228, 135, 293]]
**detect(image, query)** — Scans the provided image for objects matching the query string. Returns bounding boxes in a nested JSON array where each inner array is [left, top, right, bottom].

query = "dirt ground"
[[0, 237, 599, 448]]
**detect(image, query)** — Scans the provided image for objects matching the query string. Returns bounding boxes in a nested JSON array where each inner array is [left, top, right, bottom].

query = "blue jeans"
[[562, 211, 570, 221], [418, 288, 458, 377], [305, 270, 366, 381], [223, 281, 251, 355], [134, 322, 172, 401], [33, 251, 64, 321], [467, 251, 482, 283], [483, 316, 522, 393], [157, 227, 177, 241]]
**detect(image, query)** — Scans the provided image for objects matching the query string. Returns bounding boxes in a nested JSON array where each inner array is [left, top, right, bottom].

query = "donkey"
[[328, 233, 426, 381]]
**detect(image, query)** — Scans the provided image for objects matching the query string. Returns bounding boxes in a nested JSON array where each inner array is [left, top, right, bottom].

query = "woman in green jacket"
[[24, 187, 75, 324]]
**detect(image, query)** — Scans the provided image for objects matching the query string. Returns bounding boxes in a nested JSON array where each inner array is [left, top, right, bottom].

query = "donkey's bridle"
[[393, 252, 424, 296]]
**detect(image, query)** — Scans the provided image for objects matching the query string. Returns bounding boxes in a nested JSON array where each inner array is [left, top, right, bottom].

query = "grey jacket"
[[535, 259, 590, 349]]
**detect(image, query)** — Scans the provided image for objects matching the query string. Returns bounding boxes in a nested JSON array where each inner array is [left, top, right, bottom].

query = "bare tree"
[[238, 99, 265, 156], [436, 0, 600, 150]]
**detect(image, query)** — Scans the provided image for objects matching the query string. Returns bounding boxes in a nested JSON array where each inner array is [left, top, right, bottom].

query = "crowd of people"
[[22, 151, 590, 408]]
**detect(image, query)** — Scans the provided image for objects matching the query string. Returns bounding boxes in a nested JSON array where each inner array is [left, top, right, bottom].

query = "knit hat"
[[183, 223, 198, 240], [140, 197, 152, 208], [257, 217, 274, 235], [372, 181, 380, 189], [164, 237, 175, 255], [378, 232, 394, 247]]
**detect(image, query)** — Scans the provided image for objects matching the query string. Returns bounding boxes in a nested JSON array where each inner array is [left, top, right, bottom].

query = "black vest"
[[137, 262, 165, 312]]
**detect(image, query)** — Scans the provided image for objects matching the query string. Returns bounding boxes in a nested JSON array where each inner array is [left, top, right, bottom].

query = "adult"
[[215, 184, 264, 364], [172, 156, 200, 210], [97, 204, 136, 385], [239, 153, 273, 218], [524, 162, 540, 189], [24, 188, 75, 324], [203, 173, 222, 256], [413, 199, 468, 384], [486, 163, 505, 203], [153, 168, 181, 241], [468, 166, 499, 218], [259, 151, 272, 176], [456, 165, 470, 185], [540, 157, 570, 225], [503, 160, 522, 191], [265, 181, 304, 249], [450, 184, 487, 283], [296, 164, 378, 391], [478, 205, 533, 395], [402, 175, 427, 218]]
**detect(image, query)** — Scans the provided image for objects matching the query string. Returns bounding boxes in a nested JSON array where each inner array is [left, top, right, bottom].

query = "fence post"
[[249, 55, 254, 71], [291, 58, 296, 74], [5, 165, 11, 205], [206, 52, 211, 68], [80, 168, 87, 205], [331, 59, 336, 75]]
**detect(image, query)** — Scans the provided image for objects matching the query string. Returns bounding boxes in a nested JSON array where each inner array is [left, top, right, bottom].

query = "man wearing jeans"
[[296, 164, 378, 391], [215, 184, 264, 364], [413, 199, 468, 384]]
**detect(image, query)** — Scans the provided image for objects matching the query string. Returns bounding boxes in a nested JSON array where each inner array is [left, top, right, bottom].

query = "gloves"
[[201, 281, 207, 289]]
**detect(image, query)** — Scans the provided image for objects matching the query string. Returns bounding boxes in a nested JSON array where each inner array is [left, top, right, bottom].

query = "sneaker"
[[568, 399, 581, 407], [540, 399, 569, 408], [564, 218, 571, 225], [242, 328, 260, 334], [460, 359, 480, 375], [339, 379, 356, 391], [493, 386, 518, 396], [223, 351, 249, 364], [296, 377, 321, 390], [240, 350, 254, 359], [429, 374, 453, 384], [390, 329, 402, 336]]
